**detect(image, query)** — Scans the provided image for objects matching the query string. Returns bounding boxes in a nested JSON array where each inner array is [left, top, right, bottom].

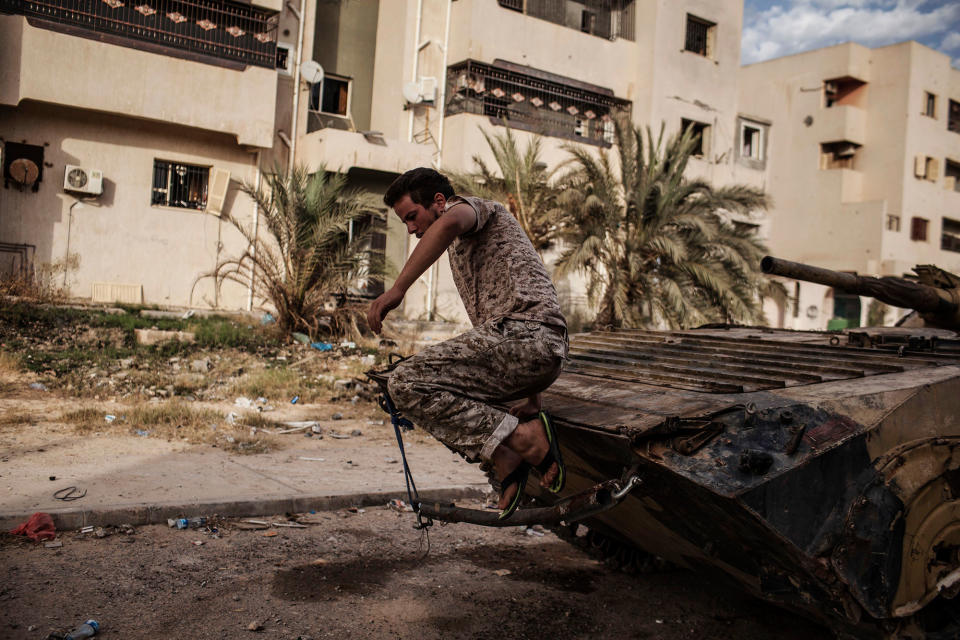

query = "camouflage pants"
[[387, 318, 568, 463]]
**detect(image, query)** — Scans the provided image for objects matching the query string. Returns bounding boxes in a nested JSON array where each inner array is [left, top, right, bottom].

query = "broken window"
[[950, 100, 960, 134], [820, 141, 860, 170], [310, 74, 351, 117], [911, 217, 929, 242], [152, 160, 209, 210], [886, 215, 901, 232], [681, 118, 710, 158], [942, 218, 960, 253], [924, 92, 937, 118], [946, 159, 960, 193], [276, 43, 292, 74], [684, 14, 715, 58]]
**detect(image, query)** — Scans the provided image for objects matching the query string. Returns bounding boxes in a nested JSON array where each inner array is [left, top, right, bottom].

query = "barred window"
[[685, 14, 715, 58], [942, 218, 960, 253], [151, 160, 209, 210]]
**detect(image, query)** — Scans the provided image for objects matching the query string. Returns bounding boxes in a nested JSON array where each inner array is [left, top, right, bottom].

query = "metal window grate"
[[497, 0, 523, 11], [446, 59, 631, 146], [0, 0, 278, 68], [685, 14, 712, 56], [152, 160, 209, 210]]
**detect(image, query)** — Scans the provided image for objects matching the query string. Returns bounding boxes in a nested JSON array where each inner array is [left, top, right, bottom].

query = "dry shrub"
[[0, 254, 79, 302], [0, 351, 24, 393], [0, 411, 33, 427], [227, 367, 329, 403]]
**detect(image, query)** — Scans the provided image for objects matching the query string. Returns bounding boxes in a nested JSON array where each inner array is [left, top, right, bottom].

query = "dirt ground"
[[1, 503, 831, 640]]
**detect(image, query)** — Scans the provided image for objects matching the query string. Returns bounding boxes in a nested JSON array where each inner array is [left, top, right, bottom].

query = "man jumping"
[[367, 167, 568, 519]]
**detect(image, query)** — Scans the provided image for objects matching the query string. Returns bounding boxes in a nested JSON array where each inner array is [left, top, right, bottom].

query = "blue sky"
[[741, 0, 960, 67]]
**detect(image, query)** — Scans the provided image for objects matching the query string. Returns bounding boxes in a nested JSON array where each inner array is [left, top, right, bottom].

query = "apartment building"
[[0, 0, 293, 309], [0, 0, 772, 320], [741, 42, 960, 330], [299, 0, 771, 325]]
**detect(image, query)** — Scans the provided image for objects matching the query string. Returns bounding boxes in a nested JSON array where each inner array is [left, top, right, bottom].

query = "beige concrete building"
[[298, 0, 771, 326], [1, 0, 773, 322], [741, 41, 960, 330], [1, 0, 291, 309]]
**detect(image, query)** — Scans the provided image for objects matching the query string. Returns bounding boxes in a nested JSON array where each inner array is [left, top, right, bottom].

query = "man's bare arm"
[[367, 204, 475, 333]]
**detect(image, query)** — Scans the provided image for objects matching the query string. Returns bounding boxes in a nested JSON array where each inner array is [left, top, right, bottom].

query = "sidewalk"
[[0, 419, 490, 531]]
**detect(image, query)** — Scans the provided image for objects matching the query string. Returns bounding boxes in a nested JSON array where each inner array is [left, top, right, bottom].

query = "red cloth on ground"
[[9, 512, 56, 541]]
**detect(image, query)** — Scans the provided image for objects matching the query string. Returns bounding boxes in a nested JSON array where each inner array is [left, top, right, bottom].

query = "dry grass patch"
[[58, 401, 283, 454], [227, 367, 330, 404], [0, 410, 34, 427]]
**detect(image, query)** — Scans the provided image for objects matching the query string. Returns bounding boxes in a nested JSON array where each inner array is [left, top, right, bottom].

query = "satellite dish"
[[402, 81, 422, 104], [300, 60, 324, 85]]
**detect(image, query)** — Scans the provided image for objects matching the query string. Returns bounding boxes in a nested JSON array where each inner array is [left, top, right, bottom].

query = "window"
[[820, 141, 859, 170], [887, 215, 901, 232], [502, 0, 636, 41], [737, 119, 766, 165], [684, 14, 715, 58], [276, 43, 292, 74], [946, 159, 960, 193], [681, 118, 710, 157], [310, 74, 351, 117], [942, 218, 960, 253], [950, 100, 960, 134], [911, 217, 929, 242], [924, 92, 937, 118], [152, 160, 209, 210]]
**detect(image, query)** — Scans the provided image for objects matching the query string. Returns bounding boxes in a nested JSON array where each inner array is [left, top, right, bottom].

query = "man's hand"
[[367, 287, 404, 334], [367, 287, 403, 335], [509, 393, 542, 419]]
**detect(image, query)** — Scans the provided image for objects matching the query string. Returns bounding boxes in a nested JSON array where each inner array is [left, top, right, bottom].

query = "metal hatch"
[[566, 328, 960, 393]]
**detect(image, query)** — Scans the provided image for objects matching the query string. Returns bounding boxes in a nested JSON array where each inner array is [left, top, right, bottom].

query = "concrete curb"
[[0, 485, 488, 531]]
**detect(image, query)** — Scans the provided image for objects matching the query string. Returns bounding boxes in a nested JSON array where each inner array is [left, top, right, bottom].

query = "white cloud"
[[942, 32, 960, 51], [742, 1, 960, 64]]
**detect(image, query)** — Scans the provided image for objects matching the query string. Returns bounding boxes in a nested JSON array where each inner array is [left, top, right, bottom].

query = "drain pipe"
[[287, 0, 307, 171], [247, 151, 262, 311], [407, 0, 424, 144], [424, 0, 452, 321]]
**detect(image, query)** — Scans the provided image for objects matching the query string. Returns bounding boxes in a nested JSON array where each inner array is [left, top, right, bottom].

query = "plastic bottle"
[[175, 517, 206, 529], [64, 619, 99, 639]]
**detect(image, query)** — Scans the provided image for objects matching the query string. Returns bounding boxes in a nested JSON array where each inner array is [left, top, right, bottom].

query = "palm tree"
[[448, 127, 561, 255], [555, 120, 785, 329], [199, 165, 386, 337]]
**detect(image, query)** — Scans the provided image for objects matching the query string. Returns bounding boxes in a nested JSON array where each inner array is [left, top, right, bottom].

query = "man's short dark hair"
[[384, 167, 454, 208]]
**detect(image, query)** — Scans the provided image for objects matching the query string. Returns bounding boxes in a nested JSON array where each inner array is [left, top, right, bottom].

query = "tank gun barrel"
[[760, 256, 958, 316]]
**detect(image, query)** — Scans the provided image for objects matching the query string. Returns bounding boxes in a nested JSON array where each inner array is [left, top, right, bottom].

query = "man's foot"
[[504, 413, 563, 492], [490, 446, 527, 517]]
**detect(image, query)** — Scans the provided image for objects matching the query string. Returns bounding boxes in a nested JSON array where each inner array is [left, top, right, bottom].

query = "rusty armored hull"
[[535, 326, 960, 639]]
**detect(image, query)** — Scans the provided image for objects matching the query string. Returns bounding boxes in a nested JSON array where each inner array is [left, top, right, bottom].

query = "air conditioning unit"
[[63, 165, 103, 195]]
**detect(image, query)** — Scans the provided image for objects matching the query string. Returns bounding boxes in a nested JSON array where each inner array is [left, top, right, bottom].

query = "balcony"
[[299, 128, 433, 176], [0, 0, 278, 68], [818, 104, 866, 146], [445, 59, 632, 147], [0, 13, 277, 146]]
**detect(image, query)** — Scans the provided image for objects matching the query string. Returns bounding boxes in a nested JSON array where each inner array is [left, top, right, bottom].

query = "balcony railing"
[[445, 59, 631, 147], [0, 0, 278, 68], [499, 0, 636, 41]]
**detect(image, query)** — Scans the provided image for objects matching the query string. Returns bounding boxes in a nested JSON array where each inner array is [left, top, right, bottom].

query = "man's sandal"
[[534, 410, 565, 494], [498, 463, 530, 520]]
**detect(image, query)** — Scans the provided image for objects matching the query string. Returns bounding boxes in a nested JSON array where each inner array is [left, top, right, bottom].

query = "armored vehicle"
[[394, 257, 960, 639]]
